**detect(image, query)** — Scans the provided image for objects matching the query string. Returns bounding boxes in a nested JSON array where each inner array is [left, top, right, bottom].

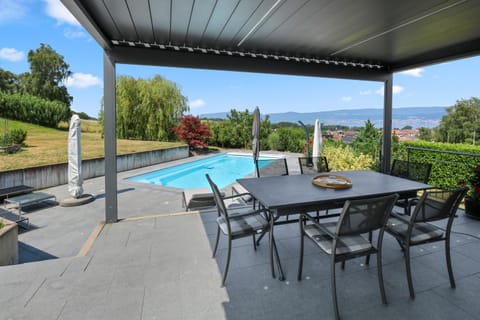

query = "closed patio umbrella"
[[68, 114, 83, 198], [252, 107, 260, 177], [312, 119, 323, 157]]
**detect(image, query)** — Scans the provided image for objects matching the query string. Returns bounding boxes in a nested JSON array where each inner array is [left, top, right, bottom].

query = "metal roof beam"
[[108, 46, 391, 82]]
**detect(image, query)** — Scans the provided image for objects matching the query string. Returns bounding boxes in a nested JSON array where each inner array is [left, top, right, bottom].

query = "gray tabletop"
[[237, 170, 432, 215]]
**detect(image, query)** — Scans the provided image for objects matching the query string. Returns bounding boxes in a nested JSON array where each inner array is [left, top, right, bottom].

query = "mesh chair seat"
[[217, 211, 269, 238], [386, 217, 444, 244], [304, 222, 372, 255]]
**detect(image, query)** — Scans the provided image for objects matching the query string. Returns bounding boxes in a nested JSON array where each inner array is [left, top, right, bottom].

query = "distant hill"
[[199, 106, 447, 128]]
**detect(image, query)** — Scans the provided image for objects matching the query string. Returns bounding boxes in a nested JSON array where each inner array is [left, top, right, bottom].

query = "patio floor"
[[1, 154, 480, 320]]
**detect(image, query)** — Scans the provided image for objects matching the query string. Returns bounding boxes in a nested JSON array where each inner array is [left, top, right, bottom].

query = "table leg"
[[269, 210, 285, 281], [269, 212, 276, 279]]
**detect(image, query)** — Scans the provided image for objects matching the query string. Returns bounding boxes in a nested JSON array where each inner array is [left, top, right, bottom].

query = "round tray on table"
[[311, 174, 352, 189]]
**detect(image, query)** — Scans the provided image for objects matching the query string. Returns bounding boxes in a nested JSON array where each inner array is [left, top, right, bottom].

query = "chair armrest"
[[223, 192, 252, 201], [300, 213, 338, 239], [389, 211, 412, 225]]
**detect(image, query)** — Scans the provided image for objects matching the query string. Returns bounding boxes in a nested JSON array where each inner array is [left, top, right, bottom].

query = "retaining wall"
[[0, 146, 189, 190]]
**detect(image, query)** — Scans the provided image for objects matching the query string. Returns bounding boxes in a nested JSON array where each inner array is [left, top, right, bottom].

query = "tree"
[[436, 98, 480, 144], [115, 75, 188, 141], [172, 115, 211, 149], [418, 127, 434, 141], [25, 43, 73, 107], [401, 125, 413, 130], [208, 108, 271, 149], [0, 68, 19, 93], [351, 119, 381, 159]]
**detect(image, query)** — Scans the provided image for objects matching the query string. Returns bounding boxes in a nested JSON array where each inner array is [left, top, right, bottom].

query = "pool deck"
[[12, 151, 301, 262], [2, 151, 480, 320]]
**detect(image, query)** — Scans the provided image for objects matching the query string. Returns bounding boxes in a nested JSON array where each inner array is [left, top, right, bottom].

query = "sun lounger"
[[182, 188, 225, 211], [4, 192, 56, 224], [0, 185, 34, 200]]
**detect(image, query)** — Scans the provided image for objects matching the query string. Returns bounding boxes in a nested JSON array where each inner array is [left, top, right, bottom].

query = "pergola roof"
[[62, 0, 480, 80], [60, 0, 480, 223]]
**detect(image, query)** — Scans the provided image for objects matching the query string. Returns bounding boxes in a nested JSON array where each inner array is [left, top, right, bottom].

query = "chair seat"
[[304, 222, 373, 255], [217, 208, 269, 238], [386, 217, 444, 244]]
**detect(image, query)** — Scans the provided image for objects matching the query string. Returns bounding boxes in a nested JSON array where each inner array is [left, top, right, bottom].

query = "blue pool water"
[[127, 153, 276, 189]]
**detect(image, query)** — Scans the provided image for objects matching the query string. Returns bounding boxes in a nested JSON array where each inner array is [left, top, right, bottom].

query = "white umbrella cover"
[[312, 119, 323, 157], [68, 114, 84, 198]]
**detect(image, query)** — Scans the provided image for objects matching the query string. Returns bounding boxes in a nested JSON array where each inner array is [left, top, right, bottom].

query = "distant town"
[[328, 129, 419, 144]]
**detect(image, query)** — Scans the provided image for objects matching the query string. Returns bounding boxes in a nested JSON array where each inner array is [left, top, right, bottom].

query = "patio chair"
[[385, 187, 467, 299], [298, 193, 398, 320], [206, 174, 274, 287], [298, 156, 330, 174], [255, 157, 289, 177], [390, 159, 432, 215]]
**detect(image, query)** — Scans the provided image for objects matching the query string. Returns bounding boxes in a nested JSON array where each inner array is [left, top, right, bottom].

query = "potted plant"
[[460, 165, 480, 219]]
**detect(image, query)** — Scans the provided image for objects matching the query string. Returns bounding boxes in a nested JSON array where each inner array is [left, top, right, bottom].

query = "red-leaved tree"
[[173, 115, 211, 149]]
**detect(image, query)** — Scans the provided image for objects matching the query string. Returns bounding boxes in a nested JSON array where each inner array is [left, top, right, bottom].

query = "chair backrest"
[[390, 159, 432, 183], [206, 174, 228, 220], [336, 194, 399, 236], [298, 156, 329, 174], [256, 158, 289, 177], [412, 187, 467, 223]]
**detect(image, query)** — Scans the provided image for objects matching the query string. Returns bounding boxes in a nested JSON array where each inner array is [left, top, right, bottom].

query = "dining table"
[[236, 170, 433, 280]]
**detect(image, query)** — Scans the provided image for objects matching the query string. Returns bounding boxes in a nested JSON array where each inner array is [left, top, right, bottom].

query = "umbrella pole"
[[298, 121, 309, 157]]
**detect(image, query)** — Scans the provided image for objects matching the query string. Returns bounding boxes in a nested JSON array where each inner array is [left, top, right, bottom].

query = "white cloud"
[[0, 0, 28, 22], [189, 99, 206, 108], [400, 68, 424, 77], [63, 28, 86, 39], [0, 48, 24, 62], [341, 96, 352, 103], [376, 85, 404, 96], [65, 73, 101, 88], [360, 90, 372, 95], [44, 0, 80, 26]]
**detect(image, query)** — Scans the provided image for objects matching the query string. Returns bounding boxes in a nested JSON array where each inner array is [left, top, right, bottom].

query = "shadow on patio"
[[1, 204, 479, 320]]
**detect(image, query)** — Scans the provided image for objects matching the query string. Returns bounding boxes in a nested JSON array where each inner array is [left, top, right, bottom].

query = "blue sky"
[[1, 0, 479, 118]]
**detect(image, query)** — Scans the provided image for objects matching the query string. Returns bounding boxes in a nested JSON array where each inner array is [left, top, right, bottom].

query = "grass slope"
[[0, 118, 184, 171]]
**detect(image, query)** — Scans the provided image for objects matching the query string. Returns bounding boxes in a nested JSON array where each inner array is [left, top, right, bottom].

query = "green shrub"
[[0, 91, 71, 127], [0, 132, 11, 146], [401, 140, 480, 189], [323, 144, 374, 171], [9, 128, 27, 145], [271, 127, 304, 152]]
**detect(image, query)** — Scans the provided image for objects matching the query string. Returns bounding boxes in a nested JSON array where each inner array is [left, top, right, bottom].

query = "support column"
[[382, 74, 393, 173], [103, 52, 118, 223]]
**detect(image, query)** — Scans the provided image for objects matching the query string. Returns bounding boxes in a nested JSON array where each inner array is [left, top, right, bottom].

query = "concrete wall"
[[0, 146, 189, 190]]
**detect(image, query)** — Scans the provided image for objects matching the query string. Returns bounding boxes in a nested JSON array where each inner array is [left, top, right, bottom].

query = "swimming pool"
[[126, 153, 278, 189]]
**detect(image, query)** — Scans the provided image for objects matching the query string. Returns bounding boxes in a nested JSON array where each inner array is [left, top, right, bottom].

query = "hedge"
[[0, 91, 71, 127], [401, 141, 480, 190]]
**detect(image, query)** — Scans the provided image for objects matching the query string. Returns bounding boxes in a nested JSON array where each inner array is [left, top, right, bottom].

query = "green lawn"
[[0, 118, 184, 171]]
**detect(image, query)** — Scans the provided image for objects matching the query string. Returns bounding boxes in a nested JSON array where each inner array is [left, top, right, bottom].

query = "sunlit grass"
[[0, 118, 184, 171]]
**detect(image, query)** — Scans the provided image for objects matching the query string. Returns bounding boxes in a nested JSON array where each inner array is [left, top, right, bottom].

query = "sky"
[[1, 0, 479, 118]]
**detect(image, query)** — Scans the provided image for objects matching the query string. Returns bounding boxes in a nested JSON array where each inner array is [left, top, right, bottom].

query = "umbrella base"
[[60, 194, 95, 207]]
